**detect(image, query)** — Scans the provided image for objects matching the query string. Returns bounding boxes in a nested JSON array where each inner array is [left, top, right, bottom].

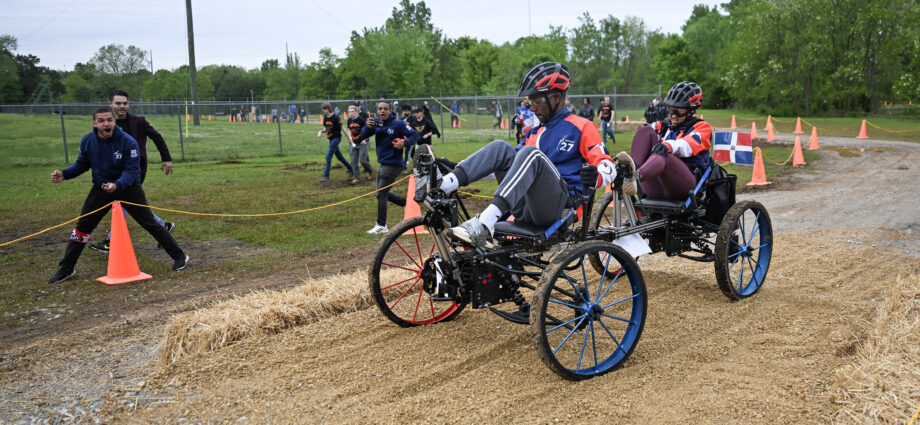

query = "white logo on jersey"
[[130, 149, 138, 158], [114, 151, 123, 160], [558, 137, 575, 152]]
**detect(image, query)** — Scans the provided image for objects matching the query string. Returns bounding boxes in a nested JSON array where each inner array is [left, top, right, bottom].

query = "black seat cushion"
[[494, 220, 547, 238]]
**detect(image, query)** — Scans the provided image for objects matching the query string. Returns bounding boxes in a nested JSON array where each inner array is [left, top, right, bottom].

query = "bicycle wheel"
[[530, 241, 647, 380], [714, 200, 773, 300], [369, 216, 466, 327]]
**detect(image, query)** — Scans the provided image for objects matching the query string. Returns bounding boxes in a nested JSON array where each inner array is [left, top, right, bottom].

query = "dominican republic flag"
[[712, 132, 753, 165]]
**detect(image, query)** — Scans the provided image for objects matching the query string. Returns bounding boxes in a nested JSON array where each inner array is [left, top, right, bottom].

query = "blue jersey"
[[523, 109, 611, 195], [62, 125, 141, 190]]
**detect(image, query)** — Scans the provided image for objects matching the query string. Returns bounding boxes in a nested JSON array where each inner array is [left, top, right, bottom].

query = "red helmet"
[[517, 62, 570, 97], [665, 81, 703, 109]]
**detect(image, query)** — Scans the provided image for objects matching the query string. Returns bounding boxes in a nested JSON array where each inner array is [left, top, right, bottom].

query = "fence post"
[[177, 105, 185, 160], [59, 103, 69, 164], [474, 94, 478, 129], [439, 89, 445, 143], [277, 115, 283, 154]]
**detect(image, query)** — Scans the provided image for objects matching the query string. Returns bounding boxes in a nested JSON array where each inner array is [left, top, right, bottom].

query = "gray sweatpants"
[[349, 142, 373, 179], [453, 140, 568, 228]]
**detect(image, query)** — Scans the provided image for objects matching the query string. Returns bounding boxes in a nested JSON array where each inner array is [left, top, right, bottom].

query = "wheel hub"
[[582, 302, 604, 321]]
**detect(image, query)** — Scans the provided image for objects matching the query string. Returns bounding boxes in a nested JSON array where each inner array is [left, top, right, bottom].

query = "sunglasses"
[[668, 107, 689, 118]]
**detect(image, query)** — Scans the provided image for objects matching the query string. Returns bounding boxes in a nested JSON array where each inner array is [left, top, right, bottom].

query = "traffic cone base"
[[403, 176, 428, 234], [792, 137, 806, 167], [747, 148, 771, 186], [808, 126, 819, 150], [97, 202, 153, 285], [857, 120, 868, 138]]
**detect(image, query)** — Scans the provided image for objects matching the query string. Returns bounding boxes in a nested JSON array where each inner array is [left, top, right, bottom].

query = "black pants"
[[375, 164, 406, 226], [57, 184, 185, 272]]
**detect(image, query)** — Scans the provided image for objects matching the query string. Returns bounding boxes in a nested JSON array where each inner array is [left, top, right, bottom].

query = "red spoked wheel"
[[369, 216, 466, 327]]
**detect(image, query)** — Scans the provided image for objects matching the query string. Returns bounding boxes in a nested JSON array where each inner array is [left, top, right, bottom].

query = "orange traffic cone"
[[857, 120, 868, 138], [792, 137, 806, 167], [766, 115, 773, 131], [767, 122, 776, 142], [97, 202, 153, 285], [625, 115, 630, 122], [807, 127, 819, 150], [793, 117, 804, 134], [208, 115, 212, 121], [747, 148, 771, 186], [751, 122, 759, 140], [404, 176, 428, 234], [458, 119, 461, 128], [229, 115, 233, 123], [730, 115, 737, 129]]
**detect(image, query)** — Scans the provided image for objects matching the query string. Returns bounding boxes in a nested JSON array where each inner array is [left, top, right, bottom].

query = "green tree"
[[0, 34, 22, 103]]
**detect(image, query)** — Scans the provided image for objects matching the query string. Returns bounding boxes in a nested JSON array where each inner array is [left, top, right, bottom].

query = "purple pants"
[[631, 126, 697, 200]]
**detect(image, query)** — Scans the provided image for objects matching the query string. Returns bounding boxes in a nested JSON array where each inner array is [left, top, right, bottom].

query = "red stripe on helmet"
[[535, 73, 570, 92]]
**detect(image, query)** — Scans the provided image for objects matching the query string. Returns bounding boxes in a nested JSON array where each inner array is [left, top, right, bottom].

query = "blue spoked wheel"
[[714, 200, 773, 300], [530, 241, 647, 380]]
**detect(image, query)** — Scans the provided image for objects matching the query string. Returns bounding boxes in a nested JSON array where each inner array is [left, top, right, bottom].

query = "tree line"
[[1, 0, 917, 115]]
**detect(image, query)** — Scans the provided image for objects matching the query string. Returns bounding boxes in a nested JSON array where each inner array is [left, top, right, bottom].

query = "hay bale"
[[158, 268, 376, 364], [831, 272, 920, 424]]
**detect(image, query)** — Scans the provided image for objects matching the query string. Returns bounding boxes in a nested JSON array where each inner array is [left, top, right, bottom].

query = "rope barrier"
[[458, 190, 493, 199], [429, 96, 470, 124], [865, 120, 914, 134], [800, 117, 818, 129], [736, 115, 766, 121], [908, 404, 920, 425], [0, 175, 410, 247], [759, 148, 795, 166]]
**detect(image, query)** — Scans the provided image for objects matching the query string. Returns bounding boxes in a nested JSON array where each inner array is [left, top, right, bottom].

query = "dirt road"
[[2, 134, 918, 424]]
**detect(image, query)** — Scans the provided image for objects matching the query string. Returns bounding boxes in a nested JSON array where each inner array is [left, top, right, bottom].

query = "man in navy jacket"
[[360, 100, 420, 234], [91, 89, 176, 254], [48, 107, 188, 283]]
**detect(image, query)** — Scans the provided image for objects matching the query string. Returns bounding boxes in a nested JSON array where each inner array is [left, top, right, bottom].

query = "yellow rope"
[[0, 201, 117, 247], [458, 190, 493, 199], [865, 120, 914, 133], [759, 147, 795, 166], [0, 176, 410, 247], [736, 115, 766, 121], [908, 404, 920, 425], [800, 117, 818, 129], [429, 96, 470, 124]]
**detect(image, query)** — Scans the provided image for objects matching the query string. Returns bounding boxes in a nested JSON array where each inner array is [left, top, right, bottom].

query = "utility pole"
[[185, 0, 201, 126], [148, 49, 153, 73]]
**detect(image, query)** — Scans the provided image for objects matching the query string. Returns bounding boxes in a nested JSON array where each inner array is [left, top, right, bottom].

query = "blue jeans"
[[600, 120, 615, 144], [324, 137, 354, 177]]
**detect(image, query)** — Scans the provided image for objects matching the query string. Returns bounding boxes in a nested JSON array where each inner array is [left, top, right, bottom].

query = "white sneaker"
[[367, 224, 389, 234]]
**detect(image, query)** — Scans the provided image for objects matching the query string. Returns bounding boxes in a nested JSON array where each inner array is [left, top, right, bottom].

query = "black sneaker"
[[48, 268, 76, 284], [172, 255, 189, 271], [90, 239, 110, 254]]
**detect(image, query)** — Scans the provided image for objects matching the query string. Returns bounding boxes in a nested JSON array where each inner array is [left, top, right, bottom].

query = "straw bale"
[[831, 272, 920, 424], [158, 268, 380, 364]]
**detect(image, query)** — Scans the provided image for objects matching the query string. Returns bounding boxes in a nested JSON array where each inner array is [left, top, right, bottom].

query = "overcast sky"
[[2, 0, 723, 72]]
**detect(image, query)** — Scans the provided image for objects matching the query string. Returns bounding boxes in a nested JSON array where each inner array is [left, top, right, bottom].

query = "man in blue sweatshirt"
[[360, 100, 420, 234], [47, 107, 189, 283]]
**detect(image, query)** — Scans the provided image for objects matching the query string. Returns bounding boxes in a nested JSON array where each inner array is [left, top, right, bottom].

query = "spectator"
[[288, 104, 297, 123], [492, 100, 503, 129], [644, 100, 657, 124], [450, 100, 460, 128], [354, 100, 369, 119], [655, 97, 667, 121], [578, 97, 594, 120], [347, 106, 373, 183], [271, 107, 279, 123], [401, 103, 413, 121], [564, 96, 573, 111], [316, 102, 355, 182], [48, 106, 188, 283], [598, 96, 615, 144], [401, 104, 417, 170], [360, 100, 420, 234], [90, 89, 177, 254], [411, 106, 440, 146], [298, 106, 306, 124]]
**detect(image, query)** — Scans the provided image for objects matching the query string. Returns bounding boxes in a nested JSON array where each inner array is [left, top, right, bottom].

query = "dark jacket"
[[361, 114, 420, 167], [578, 105, 594, 120], [119, 113, 171, 162], [347, 116, 366, 143], [410, 115, 440, 145], [322, 113, 342, 139], [63, 125, 141, 191]]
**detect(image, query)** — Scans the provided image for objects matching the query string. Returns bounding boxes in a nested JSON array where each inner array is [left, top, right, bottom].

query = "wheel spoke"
[[597, 317, 626, 356], [380, 262, 420, 274], [749, 210, 762, 243], [598, 266, 626, 305], [548, 296, 581, 310], [381, 274, 421, 291], [560, 271, 589, 303], [545, 313, 575, 332], [547, 313, 586, 334], [580, 257, 592, 302], [739, 215, 748, 245], [600, 312, 633, 323], [552, 316, 588, 355], [735, 258, 745, 292], [389, 277, 422, 310], [601, 292, 640, 310], [394, 240, 422, 270], [577, 321, 591, 371]]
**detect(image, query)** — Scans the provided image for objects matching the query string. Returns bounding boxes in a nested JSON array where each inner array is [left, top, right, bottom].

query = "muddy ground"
[[1, 133, 918, 424]]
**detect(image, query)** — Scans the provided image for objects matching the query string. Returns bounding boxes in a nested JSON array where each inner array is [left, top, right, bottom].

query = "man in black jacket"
[[91, 89, 177, 254]]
